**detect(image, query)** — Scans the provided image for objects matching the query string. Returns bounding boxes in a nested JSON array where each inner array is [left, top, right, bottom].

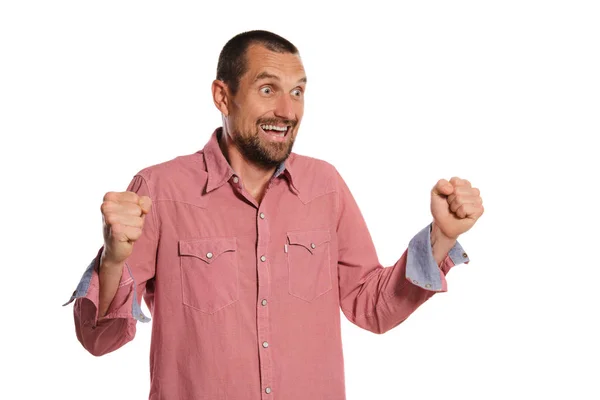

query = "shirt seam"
[[152, 198, 208, 209], [135, 174, 160, 245]]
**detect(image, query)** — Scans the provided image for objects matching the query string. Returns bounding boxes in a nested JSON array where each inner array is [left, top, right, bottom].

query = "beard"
[[232, 119, 297, 169]]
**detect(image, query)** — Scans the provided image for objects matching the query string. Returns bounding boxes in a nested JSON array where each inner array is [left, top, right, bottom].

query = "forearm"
[[98, 252, 125, 318], [68, 252, 139, 357], [431, 222, 457, 266], [340, 250, 436, 334]]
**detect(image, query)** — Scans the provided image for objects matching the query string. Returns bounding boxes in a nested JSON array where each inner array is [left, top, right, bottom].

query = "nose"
[[274, 93, 295, 121]]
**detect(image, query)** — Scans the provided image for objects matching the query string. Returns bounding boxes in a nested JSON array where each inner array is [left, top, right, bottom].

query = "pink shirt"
[[65, 128, 468, 399]]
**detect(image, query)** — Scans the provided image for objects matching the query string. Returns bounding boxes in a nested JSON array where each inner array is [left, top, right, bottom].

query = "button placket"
[[256, 203, 273, 398]]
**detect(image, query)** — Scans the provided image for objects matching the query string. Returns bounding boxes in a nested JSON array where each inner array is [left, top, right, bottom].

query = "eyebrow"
[[254, 71, 307, 85]]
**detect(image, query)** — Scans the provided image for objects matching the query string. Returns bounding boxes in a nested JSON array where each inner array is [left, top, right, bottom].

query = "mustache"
[[257, 118, 297, 128]]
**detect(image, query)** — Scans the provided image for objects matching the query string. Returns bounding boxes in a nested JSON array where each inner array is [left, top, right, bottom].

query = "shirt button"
[[206, 252, 213, 259], [262, 341, 269, 348], [462, 252, 468, 258], [232, 176, 239, 183], [261, 299, 267, 306], [425, 283, 432, 288], [259, 212, 265, 219], [412, 279, 419, 284], [260, 255, 266, 262], [265, 387, 271, 394], [310, 243, 316, 249]]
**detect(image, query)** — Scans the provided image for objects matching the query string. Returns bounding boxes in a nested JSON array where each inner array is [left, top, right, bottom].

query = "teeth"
[[261, 124, 288, 132]]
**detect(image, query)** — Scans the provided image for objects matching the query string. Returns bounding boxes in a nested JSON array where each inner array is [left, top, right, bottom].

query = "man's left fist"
[[430, 177, 484, 240]]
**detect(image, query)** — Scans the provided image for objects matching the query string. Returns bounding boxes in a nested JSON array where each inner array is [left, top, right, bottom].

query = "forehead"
[[243, 44, 306, 83]]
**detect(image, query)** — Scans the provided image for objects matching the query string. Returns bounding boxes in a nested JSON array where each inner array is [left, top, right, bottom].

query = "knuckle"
[[113, 191, 137, 204], [110, 223, 123, 235], [103, 191, 117, 202], [104, 214, 117, 226], [122, 203, 141, 216], [131, 204, 143, 216], [101, 200, 117, 214], [129, 227, 143, 241], [127, 191, 140, 202]]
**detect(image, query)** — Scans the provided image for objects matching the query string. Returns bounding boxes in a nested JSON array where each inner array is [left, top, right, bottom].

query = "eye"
[[260, 86, 273, 95], [291, 88, 303, 97]]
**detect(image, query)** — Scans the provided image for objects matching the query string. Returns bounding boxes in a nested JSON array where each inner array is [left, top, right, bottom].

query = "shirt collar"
[[203, 127, 299, 195]]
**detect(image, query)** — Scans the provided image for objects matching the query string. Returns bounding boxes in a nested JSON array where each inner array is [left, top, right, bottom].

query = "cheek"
[[243, 100, 268, 123], [294, 100, 304, 115], [236, 110, 258, 128]]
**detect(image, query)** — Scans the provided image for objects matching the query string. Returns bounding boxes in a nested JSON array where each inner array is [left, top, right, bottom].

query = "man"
[[65, 30, 484, 399]]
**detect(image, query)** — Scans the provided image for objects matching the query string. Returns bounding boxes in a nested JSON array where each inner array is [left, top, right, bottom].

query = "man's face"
[[225, 44, 306, 169]]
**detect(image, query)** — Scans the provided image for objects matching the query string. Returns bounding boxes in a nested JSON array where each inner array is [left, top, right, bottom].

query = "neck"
[[218, 127, 276, 203]]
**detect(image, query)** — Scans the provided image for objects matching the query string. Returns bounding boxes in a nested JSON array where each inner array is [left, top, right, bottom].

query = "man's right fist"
[[100, 191, 152, 265]]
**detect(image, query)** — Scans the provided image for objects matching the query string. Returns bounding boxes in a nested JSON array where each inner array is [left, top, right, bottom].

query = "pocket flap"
[[178, 237, 237, 264], [287, 230, 331, 253]]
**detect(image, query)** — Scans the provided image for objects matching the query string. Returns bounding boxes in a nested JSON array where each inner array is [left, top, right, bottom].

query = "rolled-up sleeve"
[[63, 174, 158, 356], [334, 167, 469, 334], [406, 223, 469, 292]]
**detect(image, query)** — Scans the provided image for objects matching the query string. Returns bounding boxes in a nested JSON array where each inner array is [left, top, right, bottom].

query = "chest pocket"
[[286, 230, 332, 302], [179, 237, 239, 314]]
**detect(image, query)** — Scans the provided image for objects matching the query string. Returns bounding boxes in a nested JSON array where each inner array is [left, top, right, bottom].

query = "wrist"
[[431, 222, 458, 244], [431, 222, 457, 265], [99, 249, 125, 271]]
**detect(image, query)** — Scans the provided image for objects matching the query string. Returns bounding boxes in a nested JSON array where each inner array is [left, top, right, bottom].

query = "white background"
[[1, 1, 599, 399]]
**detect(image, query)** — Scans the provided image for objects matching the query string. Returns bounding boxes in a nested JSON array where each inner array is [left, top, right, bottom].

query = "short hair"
[[216, 30, 299, 95]]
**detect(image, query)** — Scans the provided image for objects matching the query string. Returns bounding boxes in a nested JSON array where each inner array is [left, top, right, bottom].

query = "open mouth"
[[259, 124, 290, 141]]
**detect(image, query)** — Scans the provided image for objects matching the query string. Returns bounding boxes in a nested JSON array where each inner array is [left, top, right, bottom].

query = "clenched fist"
[[430, 177, 484, 240], [100, 191, 152, 265]]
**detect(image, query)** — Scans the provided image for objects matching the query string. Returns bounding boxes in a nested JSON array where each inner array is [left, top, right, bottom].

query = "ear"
[[212, 79, 230, 116]]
